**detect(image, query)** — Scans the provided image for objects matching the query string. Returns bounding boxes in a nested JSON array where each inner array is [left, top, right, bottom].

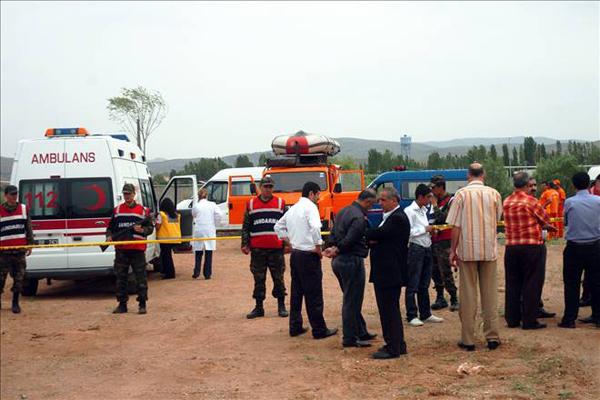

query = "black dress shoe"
[[377, 345, 389, 352], [457, 341, 475, 352], [579, 298, 591, 307], [506, 322, 520, 328], [290, 327, 308, 337], [538, 309, 556, 318], [372, 350, 401, 360], [359, 332, 377, 341], [343, 340, 372, 348], [313, 327, 338, 339], [578, 316, 598, 324], [558, 321, 576, 329], [522, 322, 546, 330], [487, 340, 501, 350]]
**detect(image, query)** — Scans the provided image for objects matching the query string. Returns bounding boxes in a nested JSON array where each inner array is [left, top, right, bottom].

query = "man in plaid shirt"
[[503, 172, 557, 330]]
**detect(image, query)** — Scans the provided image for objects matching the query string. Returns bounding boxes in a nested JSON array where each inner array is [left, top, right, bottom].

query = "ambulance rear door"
[[63, 138, 115, 271], [227, 175, 257, 227], [17, 138, 68, 271], [160, 175, 198, 251]]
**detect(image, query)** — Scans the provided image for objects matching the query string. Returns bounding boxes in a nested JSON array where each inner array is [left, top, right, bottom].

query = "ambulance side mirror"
[[333, 183, 342, 193]]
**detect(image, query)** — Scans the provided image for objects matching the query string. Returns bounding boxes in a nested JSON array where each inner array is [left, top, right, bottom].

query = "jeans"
[[405, 243, 433, 321], [332, 254, 368, 344]]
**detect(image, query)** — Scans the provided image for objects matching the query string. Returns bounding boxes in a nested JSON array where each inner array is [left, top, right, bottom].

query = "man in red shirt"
[[504, 172, 557, 330]]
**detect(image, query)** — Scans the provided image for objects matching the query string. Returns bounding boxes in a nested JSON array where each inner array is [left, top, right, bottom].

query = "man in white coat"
[[192, 188, 224, 279]]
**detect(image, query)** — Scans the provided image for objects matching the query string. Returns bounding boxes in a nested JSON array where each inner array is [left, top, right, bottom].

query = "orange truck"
[[227, 131, 365, 230]]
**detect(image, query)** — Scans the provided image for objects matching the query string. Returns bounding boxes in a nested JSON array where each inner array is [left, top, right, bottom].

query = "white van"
[[10, 128, 159, 295], [588, 165, 600, 181], [165, 167, 264, 231]]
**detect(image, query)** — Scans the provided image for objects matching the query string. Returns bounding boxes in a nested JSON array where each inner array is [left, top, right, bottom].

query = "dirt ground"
[[1, 241, 599, 400]]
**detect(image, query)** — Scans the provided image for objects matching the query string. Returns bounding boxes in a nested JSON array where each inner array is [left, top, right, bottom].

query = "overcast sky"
[[1, 1, 598, 160]]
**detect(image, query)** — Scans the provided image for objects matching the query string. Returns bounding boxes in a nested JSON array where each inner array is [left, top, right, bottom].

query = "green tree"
[[427, 152, 443, 169], [482, 157, 512, 198], [332, 155, 359, 170], [511, 147, 519, 166], [367, 149, 382, 174], [181, 158, 231, 181], [502, 144, 510, 166], [556, 140, 562, 155], [107, 86, 167, 154], [518, 145, 525, 165], [535, 155, 583, 196], [258, 153, 268, 166], [523, 137, 536, 166], [169, 169, 177, 178], [235, 155, 254, 167], [153, 174, 168, 185], [489, 144, 498, 160]]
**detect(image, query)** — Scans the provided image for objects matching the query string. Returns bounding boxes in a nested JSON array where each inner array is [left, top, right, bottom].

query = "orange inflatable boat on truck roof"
[[227, 131, 364, 230]]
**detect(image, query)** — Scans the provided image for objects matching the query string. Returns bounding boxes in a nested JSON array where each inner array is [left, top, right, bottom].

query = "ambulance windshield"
[[269, 172, 327, 193]]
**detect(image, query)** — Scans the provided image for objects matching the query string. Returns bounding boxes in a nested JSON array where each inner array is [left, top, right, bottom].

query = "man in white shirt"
[[274, 182, 338, 339], [403, 184, 444, 327]]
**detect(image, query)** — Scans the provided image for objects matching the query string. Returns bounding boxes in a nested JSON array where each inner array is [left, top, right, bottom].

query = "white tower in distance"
[[400, 134, 412, 159]]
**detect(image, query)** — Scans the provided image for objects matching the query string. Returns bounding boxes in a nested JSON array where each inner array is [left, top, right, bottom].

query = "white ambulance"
[[10, 128, 160, 295]]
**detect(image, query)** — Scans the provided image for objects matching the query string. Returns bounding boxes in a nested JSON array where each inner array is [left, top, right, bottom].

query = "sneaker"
[[408, 318, 424, 327], [424, 315, 444, 323]]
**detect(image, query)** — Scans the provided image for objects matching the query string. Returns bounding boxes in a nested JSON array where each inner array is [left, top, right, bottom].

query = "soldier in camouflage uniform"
[[0, 185, 34, 313], [429, 176, 459, 311], [241, 176, 288, 319]]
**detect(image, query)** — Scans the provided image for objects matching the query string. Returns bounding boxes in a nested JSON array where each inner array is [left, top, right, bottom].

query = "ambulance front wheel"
[[21, 278, 39, 296]]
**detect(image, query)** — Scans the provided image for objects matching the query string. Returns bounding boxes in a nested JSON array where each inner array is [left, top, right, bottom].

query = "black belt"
[[567, 240, 600, 246]]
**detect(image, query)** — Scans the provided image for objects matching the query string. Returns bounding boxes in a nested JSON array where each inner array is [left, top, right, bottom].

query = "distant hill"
[[2, 138, 597, 179], [147, 137, 593, 175]]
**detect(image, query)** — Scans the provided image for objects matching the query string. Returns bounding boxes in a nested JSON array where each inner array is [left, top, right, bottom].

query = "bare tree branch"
[[107, 86, 168, 155]]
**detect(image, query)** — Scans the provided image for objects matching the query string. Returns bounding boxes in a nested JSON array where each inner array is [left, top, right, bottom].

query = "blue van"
[[366, 169, 468, 226]]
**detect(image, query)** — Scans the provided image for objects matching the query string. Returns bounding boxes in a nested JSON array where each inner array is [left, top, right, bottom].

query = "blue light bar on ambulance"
[[45, 127, 89, 137]]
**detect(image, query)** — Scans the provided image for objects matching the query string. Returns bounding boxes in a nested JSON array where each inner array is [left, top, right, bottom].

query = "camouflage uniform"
[[114, 250, 148, 303], [430, 192, 458, 309], [250, 249, 286, 300], [0, 252, 27, 295], [0, 201, 34, 296]]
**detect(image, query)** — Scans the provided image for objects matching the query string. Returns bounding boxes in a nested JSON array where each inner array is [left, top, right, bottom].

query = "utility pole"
[[136, 118, 142, 151]]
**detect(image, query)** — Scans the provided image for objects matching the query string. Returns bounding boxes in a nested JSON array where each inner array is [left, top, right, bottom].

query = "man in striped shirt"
[[503, 172, 556, 330], [447, 163, 503, 352]]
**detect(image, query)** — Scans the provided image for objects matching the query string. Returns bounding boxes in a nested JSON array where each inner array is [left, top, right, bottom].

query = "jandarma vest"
[[0, 203, 28, 248], [432, 194, 453, 243], [112, 202, 150, 251], [248, 196, 284, 249]]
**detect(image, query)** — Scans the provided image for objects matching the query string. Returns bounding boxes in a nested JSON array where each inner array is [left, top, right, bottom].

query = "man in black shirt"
[[327, 189, 378, 348]]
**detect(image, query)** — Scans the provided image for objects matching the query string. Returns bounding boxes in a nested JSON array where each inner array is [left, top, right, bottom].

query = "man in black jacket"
[[327, 189, 378, 348], [366, 187, 411, 359]]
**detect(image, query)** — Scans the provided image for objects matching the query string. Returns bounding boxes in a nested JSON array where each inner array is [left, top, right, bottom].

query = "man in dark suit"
[[366, 187, 411, 359]]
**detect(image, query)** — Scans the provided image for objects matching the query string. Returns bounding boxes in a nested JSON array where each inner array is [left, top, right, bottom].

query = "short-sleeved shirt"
[[564, 190, 600, 243], [503, 191, 549, 246], [446, 180, 503, 261]]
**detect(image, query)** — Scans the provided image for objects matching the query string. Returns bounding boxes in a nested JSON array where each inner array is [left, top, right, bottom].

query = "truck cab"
[[227, 132, 364, 229]]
